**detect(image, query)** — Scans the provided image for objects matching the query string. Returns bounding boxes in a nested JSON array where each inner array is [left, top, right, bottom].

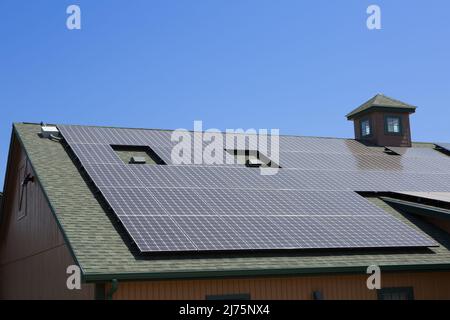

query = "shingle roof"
[[10, 123, 450, 282], [346, 94, 417, 119]]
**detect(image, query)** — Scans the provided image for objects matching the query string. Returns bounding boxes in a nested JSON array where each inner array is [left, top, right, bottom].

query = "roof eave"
[[0, 125, 17, 226], [83, 263, 450, 283], [346, 106, 417, 120]]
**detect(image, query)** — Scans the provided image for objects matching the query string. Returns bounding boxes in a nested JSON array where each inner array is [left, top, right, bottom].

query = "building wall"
[[0, 134, 95, 300], [354, 111, 412, 147], [110, 271, 450, 300], [2, 132, 450, 300]]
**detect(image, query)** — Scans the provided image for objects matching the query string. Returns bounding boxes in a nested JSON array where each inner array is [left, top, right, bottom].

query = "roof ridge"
[[373, 93, 415, 108], [17, 122, 355, 141], [16, 122, 437, 144]]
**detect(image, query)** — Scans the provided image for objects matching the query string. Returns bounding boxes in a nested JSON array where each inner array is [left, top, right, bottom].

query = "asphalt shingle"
[[346, 94, 417, 119]]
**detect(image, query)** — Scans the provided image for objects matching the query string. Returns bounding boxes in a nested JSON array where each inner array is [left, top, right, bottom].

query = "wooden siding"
[[110, 271, 450, 300], [0, 134, 95, 300]]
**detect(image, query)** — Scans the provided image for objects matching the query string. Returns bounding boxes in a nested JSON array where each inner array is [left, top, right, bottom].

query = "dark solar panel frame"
[[435, 143, 450, 155]]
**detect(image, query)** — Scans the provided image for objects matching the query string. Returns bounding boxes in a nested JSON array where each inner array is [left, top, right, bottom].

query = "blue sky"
[[1, 0, 449, 187]]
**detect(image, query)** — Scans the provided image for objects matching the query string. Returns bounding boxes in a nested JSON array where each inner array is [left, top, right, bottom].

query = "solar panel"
[[172, 215, 435, 251], [83, 164, 145, 188], [194, 189, 388, 216], [268, 215, 434, 249], [278, 151, 450, 173], [58, 124, 439, 253], [101, 187, 167, 215], [172, 215, 301, 250], [101, 188, 391, 217], [120, 215, 197, 252], [70, 144, 123, 165], [147, 188, 216, 216], [279, 136, 385, 154]]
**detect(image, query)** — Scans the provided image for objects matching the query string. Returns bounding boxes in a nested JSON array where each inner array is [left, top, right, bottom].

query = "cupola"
[[347, 94, 416, 147]]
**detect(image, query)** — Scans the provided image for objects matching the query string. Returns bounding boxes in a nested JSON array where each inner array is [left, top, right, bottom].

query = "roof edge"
[[346, 106, 417, 120], [0, 126, 16, 226], [10, 123, 86, 277], [17, 122, 437, 146], [83, 263, 450, 283]]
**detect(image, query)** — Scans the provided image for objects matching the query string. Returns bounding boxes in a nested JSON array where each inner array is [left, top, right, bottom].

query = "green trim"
[[384, 115, 403, 136], [381, 197, 450, 221], [10, 124, 85, 279], [82, 263, 450, 283]]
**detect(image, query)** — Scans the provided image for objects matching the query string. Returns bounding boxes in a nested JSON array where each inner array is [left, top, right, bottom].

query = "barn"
[[1, 94, 450, 300]]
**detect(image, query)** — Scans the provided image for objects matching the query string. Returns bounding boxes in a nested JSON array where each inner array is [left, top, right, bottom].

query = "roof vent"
[[40, 126, 60, 139], [130, 156, 146, 164], [245, 158, 264, 168], [383, 147, 400, 156]]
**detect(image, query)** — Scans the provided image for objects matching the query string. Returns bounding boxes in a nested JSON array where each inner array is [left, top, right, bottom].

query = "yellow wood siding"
[[111, 271, 450, 300]]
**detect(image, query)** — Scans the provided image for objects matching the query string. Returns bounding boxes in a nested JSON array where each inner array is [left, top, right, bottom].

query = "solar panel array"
[[58, 125, 443, 253]]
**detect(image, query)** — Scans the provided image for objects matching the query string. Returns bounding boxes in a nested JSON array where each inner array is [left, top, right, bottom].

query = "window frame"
[[384, 115, 403, 135], [360, 117, 372, 138], [377, 287, 414, 300]]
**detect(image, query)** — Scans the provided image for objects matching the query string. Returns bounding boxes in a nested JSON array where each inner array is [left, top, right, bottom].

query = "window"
[[385, 116, 402, 134], [360, 119, 371, 137], [377, 287, 414, 300], [111, 145, 166, 165], [206, 294, 251, 300]]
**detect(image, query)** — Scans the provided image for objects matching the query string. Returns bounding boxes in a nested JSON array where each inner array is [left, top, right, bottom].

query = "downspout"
[[106, 279, 119, 300]]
